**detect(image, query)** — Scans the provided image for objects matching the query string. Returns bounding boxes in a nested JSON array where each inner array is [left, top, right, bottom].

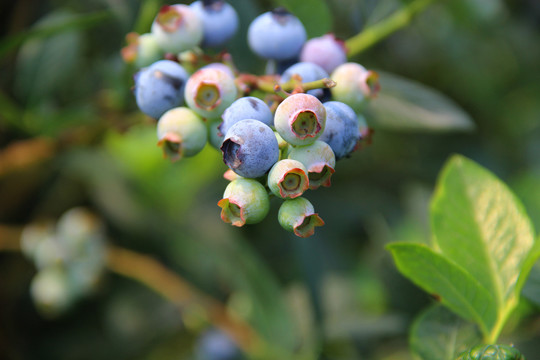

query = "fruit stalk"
[[345, 0, 434, 57]]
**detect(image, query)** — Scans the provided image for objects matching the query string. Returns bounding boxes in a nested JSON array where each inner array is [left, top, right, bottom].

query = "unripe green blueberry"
[[151, 4, 203, 54], [157, 107, 208, 162], [207, 117, 225, 149], [278, 197, 324, 238], [134, 33, 163, 68], [30, 266, 74, 318], [20, 221, 55, 261], [274, 131, 291, 160], [274, 93, 326, 146], [288, 140, 336, 189], [267, 159, 309, 199], [456, 344, 525, 360], [185, 68, 238, 118], [34, 235, 65, 270], [218, 178, 269, 227], [56, 207, 105, 258], [330, 62, 380, 112]]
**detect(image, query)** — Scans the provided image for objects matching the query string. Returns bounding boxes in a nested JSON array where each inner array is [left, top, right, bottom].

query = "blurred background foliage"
[[1, 0, 540, 359]]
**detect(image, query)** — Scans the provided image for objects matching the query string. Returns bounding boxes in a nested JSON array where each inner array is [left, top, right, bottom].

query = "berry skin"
[[278, 197, 324, 238], [151, 4, 203, 54], [300, 34, 347, 74], [190, 0, 239, 48], [280, 62, 330, 99], [247, 8, 307, 61], [221, 119, 279, 178], [330, 62, 380, 112], [288, 140, 336, 190], [319, 101, 361, 160], [185, 67, 238, 119], [219, 96, 273, 137], [30, 266, 74, 318], [267, 159, 309, 199], [274, 93, 326, 146], [207, 117, 225, 149], [157, 107, 208, 162], [218, 178, 270, 226], [201, 62, 235, 79], [122, 33, 163, 69], [134, 60, 189, 120]]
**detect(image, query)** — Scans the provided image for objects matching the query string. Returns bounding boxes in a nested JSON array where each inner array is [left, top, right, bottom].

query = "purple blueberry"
[[134, 60, 189, 119], [185, 67, 238, 118], [219, 96, 273, 138], [218, 178, 270, 226], [247, 8, 307, 61], [280, 62, 329, 99], [278, 197, 324, 238], [190, 0, 239, 48], [319, 101, 361, 160], [151, 4, 203, 54], [274, 93, 326, 146], [221, 119, 279, 178], [300, 34, 347, 74]]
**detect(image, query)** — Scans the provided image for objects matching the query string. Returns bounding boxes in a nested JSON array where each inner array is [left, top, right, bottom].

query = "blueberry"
[[190, 0, 239, 48], [201, 62, 235, 79], [300, 34, 347, 74], [134, 60, 189, 120], [278, 197, 324, 238], [185, 67, 238, 118], [319, 101, 361, 160], [218, 178, 270, 226], [219, 96, 273, 138], [195, 328, 242, 360], [30, 266, 74, 318], [274, 93, 326, 146], [280, 61, 330, 99], [247, 8, 307, 61], [207, 117, 225, 149], [288, 140, 336, 189], [267, 159, 309, 199], [127, 33, 163, 69], [330, 62, 380, 112], [221, 119, 279, 178], [151, 4, 203, 54], [157, 107, 208, 161]]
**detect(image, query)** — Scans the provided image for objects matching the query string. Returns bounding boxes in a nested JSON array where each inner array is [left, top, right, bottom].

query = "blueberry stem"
[[345, 0, 434, 57]]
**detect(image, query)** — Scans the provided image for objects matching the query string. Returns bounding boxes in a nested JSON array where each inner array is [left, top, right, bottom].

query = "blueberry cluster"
[[124, 1, 379, 238], [21, 208, 106, 317]]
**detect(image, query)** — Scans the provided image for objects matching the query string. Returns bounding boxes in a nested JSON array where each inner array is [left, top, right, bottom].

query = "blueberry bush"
[[1, 0, 540, 359]]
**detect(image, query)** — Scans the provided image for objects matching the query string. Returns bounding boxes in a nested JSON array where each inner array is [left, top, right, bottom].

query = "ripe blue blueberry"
[[300, 34, 347, 74], [221, 119, 279, 178], [319, 101, 361, 160], [190, 0, 239, 48], [247, 8, 307, 61], [218, 178, 270, 226], [134, 60, 189, 120], [151, 4, 203, 54], [274, 93, 326, 146], [280, 61, 330, 99], [196, 328, 242, 360], [219, 96, 273, 138], [288, 140, 336, 189], [157, 107, 208, 161], [278, 197, 324, 238], [185, 67, 238, 118], [331, 62, 380, 112]]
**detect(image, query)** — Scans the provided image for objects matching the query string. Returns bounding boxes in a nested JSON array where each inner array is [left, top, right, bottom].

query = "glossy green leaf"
[[274, 0, 332, 37], [387, 242, 497, 334], [410, 305, 481, 360], [367, 71, 475, 132], [431, 155, 537, 320]]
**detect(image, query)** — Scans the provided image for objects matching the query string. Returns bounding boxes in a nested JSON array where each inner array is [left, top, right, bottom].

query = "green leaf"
[[274, 0, 332, 38], [14, 10, 84, 104], [410, 305, 481, 360], [387, 242, 497, 334], [367, 71, 475, 132], [431, 155, 537, 323]]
